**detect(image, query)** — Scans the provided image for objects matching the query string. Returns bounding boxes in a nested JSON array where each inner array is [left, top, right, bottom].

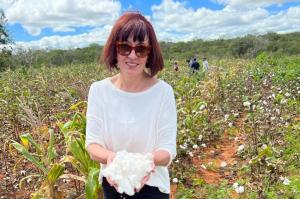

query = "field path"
[[170, 113, 247, 199]]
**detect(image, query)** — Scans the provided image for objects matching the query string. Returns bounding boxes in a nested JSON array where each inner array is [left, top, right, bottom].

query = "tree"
[[0, 10, 13, 71]]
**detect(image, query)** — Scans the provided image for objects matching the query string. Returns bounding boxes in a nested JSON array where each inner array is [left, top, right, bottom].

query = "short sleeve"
[[154, 85, 177, 166], [85, 83, 105, 148]]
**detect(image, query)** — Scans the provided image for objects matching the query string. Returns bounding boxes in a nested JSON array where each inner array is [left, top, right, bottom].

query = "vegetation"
[[1, 31, 299, 70], [0, 10, 13, 71], [1, 12, 299, 197], [0, 53, 299, 198]]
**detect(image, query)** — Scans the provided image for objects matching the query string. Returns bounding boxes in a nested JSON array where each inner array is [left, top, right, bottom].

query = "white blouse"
[[85, 78, 177, 194]]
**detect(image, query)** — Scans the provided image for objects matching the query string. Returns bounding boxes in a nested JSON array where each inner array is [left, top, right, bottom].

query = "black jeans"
[[102, 177, 169, 199]]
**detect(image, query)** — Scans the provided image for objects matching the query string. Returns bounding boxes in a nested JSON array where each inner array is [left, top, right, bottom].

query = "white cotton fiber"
[[102, 151, 154, 196]]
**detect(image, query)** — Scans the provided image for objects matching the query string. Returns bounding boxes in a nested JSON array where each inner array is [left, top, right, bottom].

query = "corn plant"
[[59, 102, 101, 199], [11, 129, 65, 198]]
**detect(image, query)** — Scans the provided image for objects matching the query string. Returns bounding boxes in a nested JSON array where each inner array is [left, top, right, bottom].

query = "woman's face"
[[116, 35, 150, 77]]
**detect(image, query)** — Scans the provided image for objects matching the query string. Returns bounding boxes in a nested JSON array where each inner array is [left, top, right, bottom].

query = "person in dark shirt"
[[191, 58, 200, 73]]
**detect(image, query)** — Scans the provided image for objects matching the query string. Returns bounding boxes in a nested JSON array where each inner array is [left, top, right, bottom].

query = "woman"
[[86, 11, 177, 199]]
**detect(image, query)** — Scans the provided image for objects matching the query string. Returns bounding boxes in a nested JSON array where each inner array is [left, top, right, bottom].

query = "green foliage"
[[0, 10, 13, 71], [2, 55, 299, 198], [85, 168, 100, 199], [6, 31, 300, 70], [175, 184, 201, 199], [11, 128, 65, 198], [12, 141, 48, 174], [59, 108, 101, 198]]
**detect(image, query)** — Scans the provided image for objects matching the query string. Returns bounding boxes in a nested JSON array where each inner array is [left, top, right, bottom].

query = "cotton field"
[[0, 55, 299, 198]]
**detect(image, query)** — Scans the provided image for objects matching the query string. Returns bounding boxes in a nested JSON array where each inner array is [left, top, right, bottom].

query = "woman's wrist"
[[106, 151, 116, 164], [152, 150, 171, 166]]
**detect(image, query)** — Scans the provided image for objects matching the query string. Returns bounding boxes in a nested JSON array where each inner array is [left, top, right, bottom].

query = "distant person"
[[203, 58, 209, 72], [191, 58, 200, 73], [173, 61, 179, 71], [189, 58, 194, 68]]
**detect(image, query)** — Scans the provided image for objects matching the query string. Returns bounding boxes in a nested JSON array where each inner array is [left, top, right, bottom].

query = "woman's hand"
[[106, 152, 119, 190], [135, 160, 155, 192]]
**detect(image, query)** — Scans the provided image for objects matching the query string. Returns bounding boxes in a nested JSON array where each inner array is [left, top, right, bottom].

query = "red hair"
[[100, 11, 164, 77]]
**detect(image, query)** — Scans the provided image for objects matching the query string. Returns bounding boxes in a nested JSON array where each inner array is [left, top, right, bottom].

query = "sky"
[[1, 0, 300, 50]]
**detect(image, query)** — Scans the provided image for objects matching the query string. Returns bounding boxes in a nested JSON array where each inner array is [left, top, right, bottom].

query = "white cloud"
[[15, 25, 112, 50], [212, 0, 298, 8], [5, 0, 121, 35], [3, 0, 300, 50], [150, 0, 300, 42]]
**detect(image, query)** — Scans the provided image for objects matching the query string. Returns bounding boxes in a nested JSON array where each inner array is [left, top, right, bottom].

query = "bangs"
[[118, 19, 149, 43]]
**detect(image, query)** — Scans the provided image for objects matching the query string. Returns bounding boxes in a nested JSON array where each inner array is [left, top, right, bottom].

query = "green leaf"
[[12, 141, 47, 174], [47, 129, 57, 164], [20, 133, 44, 155], [85, 168, 100, 199], [20, 135, 30, 150], [70, 101, 86, 110], [46, 163, 65, 185], [68, 137, 90, 175]]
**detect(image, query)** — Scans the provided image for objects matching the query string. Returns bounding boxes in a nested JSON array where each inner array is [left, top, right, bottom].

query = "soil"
[[170, 113, 247, 199]]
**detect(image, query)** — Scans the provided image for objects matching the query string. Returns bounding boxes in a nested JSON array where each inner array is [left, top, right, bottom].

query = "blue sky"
[[1, 0, 300, 49]]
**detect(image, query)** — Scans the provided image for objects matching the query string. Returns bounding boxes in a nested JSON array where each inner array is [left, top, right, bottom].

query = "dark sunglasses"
[[116, 42, 151, 58]]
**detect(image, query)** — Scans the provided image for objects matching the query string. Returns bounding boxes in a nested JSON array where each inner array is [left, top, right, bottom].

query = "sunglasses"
[[116, 42, 151, 58]]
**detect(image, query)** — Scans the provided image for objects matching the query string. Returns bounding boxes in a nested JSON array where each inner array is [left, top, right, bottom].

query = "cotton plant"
[[237, 144, 245, 152], [198, 135, 203, 141], [102, 151, 154, 196], [220, 161, 227, 168], [188, 151, 194, 157], [172, 178, 179, 183], [224, 114, 230, 121], [280, 176, 291, 185], [243, 101, 251, 108], [232, 182, 245, 194]]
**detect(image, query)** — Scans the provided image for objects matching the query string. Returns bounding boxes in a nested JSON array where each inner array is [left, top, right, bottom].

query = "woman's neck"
[[112, 72, 153, 92]]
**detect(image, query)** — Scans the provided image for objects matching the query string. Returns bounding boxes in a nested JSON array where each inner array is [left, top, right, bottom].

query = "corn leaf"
[[70, 101, 86, 110], [85, 167, 100, 199], [20, 133, 44, 154], [12, 141, 47, 174], [47, 163, 65, 185], [20, 135, 29, 150], [47, 129, 57, 164], [68, 137, 90, 175]]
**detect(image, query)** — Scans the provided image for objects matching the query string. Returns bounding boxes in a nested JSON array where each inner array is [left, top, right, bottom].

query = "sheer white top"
[[85, 78, 177, 193]]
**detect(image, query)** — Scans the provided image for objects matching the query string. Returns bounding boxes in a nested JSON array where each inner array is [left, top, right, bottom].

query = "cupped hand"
[[106, 152, 118, 190], [135, 161, 156, 192]]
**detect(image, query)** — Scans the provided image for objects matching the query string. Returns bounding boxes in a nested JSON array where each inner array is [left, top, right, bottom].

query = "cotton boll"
[[243, 101, 251, 107], [237, 145, 245, 152], [220, 161, 227, 168], [235, 185, 245, 194], [232, 182, 239, 189], [283, 178, 291, 185], [102, 151, 154, 196], [198, 135, 203, 141], [172, 178, 178, 183], [199, 104, 206, 111]]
